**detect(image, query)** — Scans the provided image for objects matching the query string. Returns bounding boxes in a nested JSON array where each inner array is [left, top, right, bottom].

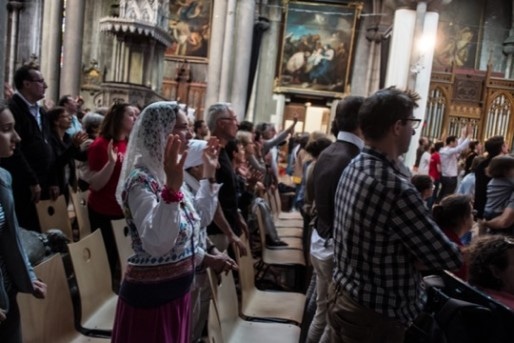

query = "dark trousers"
[[88, 205, 123, 291], [0, 291, 21, 343], [438, 176, 458, 202]]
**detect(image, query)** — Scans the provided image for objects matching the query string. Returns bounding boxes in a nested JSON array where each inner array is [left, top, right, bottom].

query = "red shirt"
[[87, 136, 127, 216], [429, 152, 441, 181]]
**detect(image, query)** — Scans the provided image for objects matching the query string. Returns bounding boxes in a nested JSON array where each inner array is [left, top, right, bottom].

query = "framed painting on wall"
[[275, 1, 362, 98], [433, 0, 485, 70], [165, 0, 212, 61]]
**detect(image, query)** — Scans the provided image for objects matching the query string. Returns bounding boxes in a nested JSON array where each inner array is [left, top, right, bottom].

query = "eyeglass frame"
[[402, 118, 422, 129]]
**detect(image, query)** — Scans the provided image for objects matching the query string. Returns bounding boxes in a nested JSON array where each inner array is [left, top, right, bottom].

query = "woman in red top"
[[428, 141, 444, 208], [87, 103, 136, 287]]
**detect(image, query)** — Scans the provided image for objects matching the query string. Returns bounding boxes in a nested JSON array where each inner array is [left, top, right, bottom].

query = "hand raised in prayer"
[[71, 131, 89, 148], [202, 136, 220, 179], [164, 134, 187, 191], [107, 139, 118, 164]]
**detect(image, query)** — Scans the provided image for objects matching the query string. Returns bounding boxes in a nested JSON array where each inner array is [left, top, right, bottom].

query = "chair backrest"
[[68, 186, 91, 240], [207, 268, 239, 325], [17, 254, 77, 343], [111, 218, 133, 276], [67, 230, 114, 324], [35, 195, 73, 240], [207, 299, 224, 343], [438, 271, 514, 342], [235, 235, 256, 296]]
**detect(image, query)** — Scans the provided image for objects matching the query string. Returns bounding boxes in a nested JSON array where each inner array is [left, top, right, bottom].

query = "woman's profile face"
[[0, 109, 20, 158], [172, 111, 193, 154]]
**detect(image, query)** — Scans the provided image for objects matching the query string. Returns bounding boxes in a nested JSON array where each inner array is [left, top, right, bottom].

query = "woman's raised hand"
[[164, 134, 188, 191], [108, 139, 118, 164], [202, 136, 220, 178]]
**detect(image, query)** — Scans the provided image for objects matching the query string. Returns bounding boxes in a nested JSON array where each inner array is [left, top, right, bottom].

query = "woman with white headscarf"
[[112, 101, 234, 343]]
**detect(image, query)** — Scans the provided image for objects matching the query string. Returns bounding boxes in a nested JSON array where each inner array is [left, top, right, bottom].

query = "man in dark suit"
[[1, 65, 56, 231], [313, 96, 365, 239], [306, 96, 364, 342]]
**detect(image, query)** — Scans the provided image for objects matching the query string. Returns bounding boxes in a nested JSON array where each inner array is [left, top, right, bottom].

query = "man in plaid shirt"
[[327, 87, 462, 343]]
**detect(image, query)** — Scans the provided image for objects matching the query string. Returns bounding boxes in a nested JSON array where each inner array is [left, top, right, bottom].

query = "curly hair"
[[468, 235, 514, 290]]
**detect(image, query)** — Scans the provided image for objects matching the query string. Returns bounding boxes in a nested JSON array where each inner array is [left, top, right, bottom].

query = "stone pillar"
[[204, 0, 228, 113], [0, 0, 8, 98], [253, 0, 281, 123], [219, 0, 236, 102], [230, 0, 255, 118], [40, 0, 63, 103], [7, 1, 23, 85], [385, 9, 416, 89], [60, 0, 86, 96], [405, 12, 439, 168], [407, 1, 427, 90]]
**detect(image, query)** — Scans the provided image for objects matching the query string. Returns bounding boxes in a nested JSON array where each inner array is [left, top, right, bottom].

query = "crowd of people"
[[0, 64, 513, 343]]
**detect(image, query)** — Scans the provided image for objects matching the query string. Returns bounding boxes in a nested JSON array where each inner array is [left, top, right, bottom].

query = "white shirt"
[[418, 151, 431, 175], [439, 137, 470, 177]]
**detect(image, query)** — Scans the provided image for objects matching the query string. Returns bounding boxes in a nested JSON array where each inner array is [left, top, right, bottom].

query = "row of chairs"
[[17, 230, 116, 342]]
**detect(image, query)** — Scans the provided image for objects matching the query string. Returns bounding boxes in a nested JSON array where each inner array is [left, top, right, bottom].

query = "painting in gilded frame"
[[275, 1, 362, 98], [165, 0, 211, 61]]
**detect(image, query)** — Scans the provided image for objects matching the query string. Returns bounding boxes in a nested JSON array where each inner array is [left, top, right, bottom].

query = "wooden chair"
[[271, 188, 303, 222], [236, 236, 305, 324], [17, 254, 109, 343], [207, 269, 301, 343], [207, 300, 224, 343], [254, 201, 303, 250], [69, 186, 91, 240], [67, 230, 118, 335], [111, 218, 133, 276], [36, 194, 74, 241]]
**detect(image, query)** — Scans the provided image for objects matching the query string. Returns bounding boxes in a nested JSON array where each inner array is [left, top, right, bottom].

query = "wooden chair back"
[[68, 186, 91, 240], [111, 218, 133, 276], [207, 299, 224, 343], [67, 230, 116, 333], [17, 254, 109, 342], [35, 195, 73, 240]]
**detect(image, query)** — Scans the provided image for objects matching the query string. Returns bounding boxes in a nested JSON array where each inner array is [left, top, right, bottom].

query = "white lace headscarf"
[[115, 101, 178, 206]]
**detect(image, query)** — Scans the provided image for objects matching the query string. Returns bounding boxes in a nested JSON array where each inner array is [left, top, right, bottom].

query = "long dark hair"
[[100, 102, 130, 140]]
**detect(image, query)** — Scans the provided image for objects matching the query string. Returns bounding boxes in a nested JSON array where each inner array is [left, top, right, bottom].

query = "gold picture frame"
[[165, 0, 212, 62], [275, 1, 362, 98]]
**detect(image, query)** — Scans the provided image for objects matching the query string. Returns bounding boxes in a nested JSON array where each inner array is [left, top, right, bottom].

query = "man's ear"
[[392, 119, 403, 137]]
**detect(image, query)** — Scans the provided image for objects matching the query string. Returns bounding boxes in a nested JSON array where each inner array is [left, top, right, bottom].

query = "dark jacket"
[[313, 140, 361, 238], [0, 167, 36, 310], [49, 131, 87, 195], [2, 93, 56, 192]]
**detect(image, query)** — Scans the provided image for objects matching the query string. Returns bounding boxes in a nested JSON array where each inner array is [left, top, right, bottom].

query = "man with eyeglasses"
[[2, 65, 56, 231], [327, 87, 462, 343], [437, 124, 473, 202]]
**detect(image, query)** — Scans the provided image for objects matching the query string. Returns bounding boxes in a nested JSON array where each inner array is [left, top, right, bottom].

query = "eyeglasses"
[[403, 118, 422, 129]]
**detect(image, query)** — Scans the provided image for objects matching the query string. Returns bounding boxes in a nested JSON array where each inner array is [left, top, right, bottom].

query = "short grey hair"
[[82, 112, 104, 131], [206, 102, 232, 132]]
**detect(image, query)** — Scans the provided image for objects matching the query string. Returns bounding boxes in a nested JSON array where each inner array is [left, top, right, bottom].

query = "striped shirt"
[[333, 147, 462, 324]]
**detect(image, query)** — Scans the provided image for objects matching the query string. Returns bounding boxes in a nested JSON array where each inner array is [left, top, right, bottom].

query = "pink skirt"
[[111, 291, 192, 343]]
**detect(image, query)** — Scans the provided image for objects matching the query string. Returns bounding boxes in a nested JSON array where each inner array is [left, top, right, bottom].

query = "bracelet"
[[161, 187, 184, 204]]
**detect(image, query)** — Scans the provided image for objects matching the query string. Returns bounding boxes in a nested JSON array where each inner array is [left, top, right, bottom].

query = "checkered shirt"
[[333, 147, 462, 324]]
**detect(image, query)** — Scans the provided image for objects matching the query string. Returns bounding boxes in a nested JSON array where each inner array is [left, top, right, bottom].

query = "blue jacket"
[[0, 167, 35, 310]]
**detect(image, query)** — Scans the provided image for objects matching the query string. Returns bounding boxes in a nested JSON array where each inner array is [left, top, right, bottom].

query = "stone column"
[[253, 0, 281, 123], [230, 0, 255, 118], [407, 1, 427, 90], [385, 9, 416, 89], [218, 0, 236, 102], [41, 0, 64, 103], [405, 11, 439, 168], [0, 0, 8, 98], [7, 1, 23, 85], [204, 0, 228, 114], [60, 0, 86, 96]]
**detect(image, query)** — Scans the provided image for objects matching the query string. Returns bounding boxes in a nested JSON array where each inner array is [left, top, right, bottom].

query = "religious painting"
[[275, 1, 362, 98], [433, 0, 485, 70], [166, 0, 211, 61]]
